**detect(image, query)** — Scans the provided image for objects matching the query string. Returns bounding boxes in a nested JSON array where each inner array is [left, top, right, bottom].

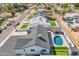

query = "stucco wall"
[[15, 46, 50, 55]]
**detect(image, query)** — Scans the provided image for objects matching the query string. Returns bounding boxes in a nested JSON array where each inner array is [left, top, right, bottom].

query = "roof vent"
[[27, 30, 31, 34], [37, 34, 47, 42]]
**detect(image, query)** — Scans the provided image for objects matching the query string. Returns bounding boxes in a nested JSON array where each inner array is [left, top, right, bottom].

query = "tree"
[[60, 9, 72, 15], [47, 6, 51, 10], [74, 3, 79, 8], [14, 3, 28, 12], [5, 3, 15, 16], [60, 3, 69, 8]]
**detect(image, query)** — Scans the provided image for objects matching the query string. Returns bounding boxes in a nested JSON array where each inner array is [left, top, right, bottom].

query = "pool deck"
[[51, 32, 69, 47]]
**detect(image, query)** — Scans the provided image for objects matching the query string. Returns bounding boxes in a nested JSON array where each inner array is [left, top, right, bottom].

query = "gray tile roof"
[[14, 25, 50, 49], [75, 19, 79, 23]]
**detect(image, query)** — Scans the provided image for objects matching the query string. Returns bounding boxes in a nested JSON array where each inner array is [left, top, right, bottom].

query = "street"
[[0, 25, 14, 43], [0, 5, 36, 44]]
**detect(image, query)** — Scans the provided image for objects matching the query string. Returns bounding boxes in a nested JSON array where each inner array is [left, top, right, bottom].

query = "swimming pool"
[[54, 36, 63, 45]]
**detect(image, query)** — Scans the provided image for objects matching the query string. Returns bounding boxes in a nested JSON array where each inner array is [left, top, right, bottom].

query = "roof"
[[29, 16, 48, 27], [75, 19, 79, 23], [64, 13, 79, 18], [14, 25, 50, 49]]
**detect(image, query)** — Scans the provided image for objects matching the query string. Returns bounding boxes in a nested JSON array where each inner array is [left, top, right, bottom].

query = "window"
[[16, 54, 22, 56], [31, 49, 35, 52], [24, 49, 25, 52], [42, 49, 46, 52]]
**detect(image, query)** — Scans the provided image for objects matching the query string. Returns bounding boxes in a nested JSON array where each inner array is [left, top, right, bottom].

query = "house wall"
[[15, 46, 50, 55]]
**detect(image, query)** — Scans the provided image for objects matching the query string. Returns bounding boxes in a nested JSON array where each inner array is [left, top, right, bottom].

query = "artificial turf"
[[54, 51, 69, 56], [21, 23, 29, 29], [50, 21, 56, 27], [51, 46, 69, 56]]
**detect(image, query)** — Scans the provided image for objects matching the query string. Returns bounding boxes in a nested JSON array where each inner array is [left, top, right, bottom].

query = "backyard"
[[51, 46, 69, 56], [54, 51, 69, 56]]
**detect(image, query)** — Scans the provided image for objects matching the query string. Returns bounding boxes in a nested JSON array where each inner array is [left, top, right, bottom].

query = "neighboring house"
[[14, 25, 50, 56], [64, 13, 79, 28], [64, 13, 79, 20]]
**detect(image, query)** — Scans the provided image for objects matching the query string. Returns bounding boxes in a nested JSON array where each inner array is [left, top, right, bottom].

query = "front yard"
[[0, 22, 6, 27], [21, 23, 29, 29], [50, 21, 56, 27]]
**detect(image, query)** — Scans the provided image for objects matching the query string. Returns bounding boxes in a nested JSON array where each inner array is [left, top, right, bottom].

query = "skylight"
[[37, 34, 42, 37]]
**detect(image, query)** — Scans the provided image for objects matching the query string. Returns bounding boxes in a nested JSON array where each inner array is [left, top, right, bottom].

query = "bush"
[[47, 7, 51, 10], [74, 3, 79, 8], [60, 9, 72, 15]]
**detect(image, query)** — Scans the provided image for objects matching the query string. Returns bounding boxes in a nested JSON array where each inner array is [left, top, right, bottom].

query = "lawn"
[[51, 46, 69, 51], [21, 23, 29, 29], [50, 21, 56, 27], [54, 51, 69, 56], [28, 16, 33, 19], [51, 46, 69, 56], [0, 22, 6, 27]]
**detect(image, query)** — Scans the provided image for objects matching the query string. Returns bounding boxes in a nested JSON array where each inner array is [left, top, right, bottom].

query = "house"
[[14, 25, 50, 56], [64, 13, 79, 28], [64, 13, 79, 20]]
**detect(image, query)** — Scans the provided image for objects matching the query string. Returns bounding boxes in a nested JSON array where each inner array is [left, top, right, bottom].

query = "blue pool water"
[[54, 36, 63, 45]]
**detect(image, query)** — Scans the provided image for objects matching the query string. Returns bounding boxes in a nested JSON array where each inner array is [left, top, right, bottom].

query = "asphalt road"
[[0, 5, 35, 43], [0, 25, 14, 43], [0, 37, 17, 56], [0, 5, 35, 44]]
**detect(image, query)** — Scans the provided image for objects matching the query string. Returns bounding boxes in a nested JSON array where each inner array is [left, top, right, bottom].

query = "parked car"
[[2, 26, 7, 30], [0, 18, 5, 22], [0, 28, 2, 33], [5, 20, 12, 26], [16, 22, 20, 26], [7, 21, 12, 26]]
